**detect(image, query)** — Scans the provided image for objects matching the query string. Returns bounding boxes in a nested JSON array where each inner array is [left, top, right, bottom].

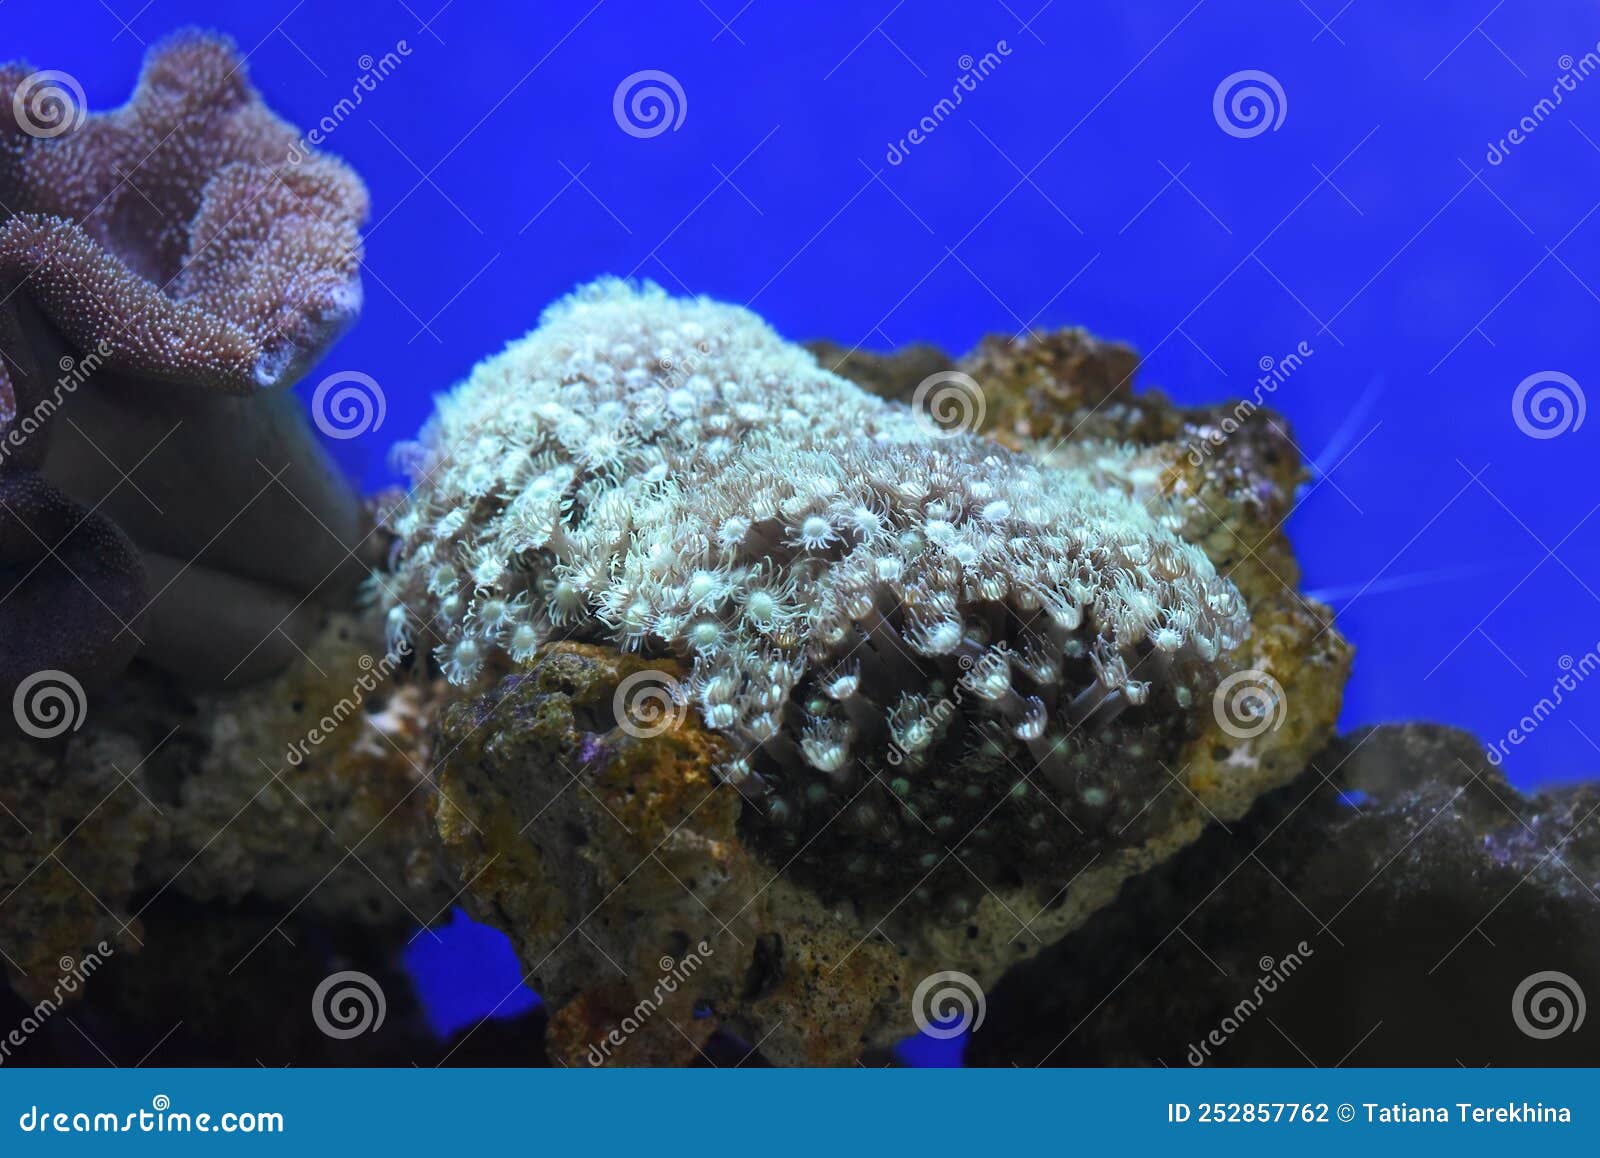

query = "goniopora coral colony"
[[383, 280, 1249, 912]]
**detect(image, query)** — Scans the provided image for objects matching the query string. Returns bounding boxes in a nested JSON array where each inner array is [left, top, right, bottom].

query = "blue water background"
[[9, 0, 1600, 1060]]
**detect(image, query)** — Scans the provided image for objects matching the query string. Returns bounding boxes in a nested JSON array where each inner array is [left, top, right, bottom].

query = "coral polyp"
[[384, 279, 1250, 903]]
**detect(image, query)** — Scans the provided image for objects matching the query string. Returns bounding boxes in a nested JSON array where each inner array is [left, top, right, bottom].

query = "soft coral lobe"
[[0, 31, 372, 686], [0, 32, 364, 394], [0, 471, 145, 693]]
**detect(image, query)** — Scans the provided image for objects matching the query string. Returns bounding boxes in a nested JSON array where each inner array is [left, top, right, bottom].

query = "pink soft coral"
[[0, 33, 372, 691]]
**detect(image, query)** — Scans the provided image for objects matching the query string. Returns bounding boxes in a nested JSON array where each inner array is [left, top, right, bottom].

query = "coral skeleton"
[[386, 280, 1249, 905]]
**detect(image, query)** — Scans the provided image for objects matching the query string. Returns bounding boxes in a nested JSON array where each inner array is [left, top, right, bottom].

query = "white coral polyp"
[[383, 279, 1246, 776]]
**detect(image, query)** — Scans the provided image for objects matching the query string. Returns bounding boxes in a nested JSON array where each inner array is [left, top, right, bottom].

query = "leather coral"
[[0, 32, 373, 690]]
